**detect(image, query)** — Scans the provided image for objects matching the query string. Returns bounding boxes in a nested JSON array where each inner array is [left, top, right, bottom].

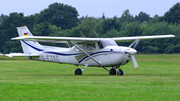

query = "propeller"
[[125, 48, 139, 70], [126, 39, 140, 70]]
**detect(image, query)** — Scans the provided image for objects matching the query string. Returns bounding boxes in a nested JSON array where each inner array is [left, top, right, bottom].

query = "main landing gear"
[[103, 66, 124, 76]]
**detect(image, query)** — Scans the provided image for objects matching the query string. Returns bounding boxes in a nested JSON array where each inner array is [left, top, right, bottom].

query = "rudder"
[[17, 26, 43, 54]]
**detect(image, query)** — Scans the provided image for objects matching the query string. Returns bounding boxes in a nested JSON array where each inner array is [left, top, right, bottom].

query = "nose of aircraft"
[[124, 48, 139, 69], [125, 48, 137, 55]]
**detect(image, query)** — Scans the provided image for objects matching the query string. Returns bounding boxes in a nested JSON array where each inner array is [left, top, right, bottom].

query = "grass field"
[[0, 54, 180, 101]]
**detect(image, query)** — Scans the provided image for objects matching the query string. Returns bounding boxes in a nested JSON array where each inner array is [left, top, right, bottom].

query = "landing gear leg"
[[102, 67, 110, 72], [75, 64, 88, 75], [117, 66, 124, 76], [81, 64, 88, 72]]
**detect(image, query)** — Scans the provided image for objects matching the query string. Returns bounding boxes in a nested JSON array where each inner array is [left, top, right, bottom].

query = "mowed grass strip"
[[0, 54, 180, 101]]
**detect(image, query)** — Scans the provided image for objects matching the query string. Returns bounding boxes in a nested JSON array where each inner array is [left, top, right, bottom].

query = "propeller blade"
[[131, 55, 139, 70]]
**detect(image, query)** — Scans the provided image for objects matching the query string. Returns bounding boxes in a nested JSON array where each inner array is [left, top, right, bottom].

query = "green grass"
[[0, 54, 180, 101]]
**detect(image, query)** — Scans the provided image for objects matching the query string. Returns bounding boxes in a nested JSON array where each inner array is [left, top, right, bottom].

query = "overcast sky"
[[0, 0, 179, 18]]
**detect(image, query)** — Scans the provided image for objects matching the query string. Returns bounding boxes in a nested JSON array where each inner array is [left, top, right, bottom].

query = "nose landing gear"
[[75, 68, 82, 75], [75, 64, 88, 75]]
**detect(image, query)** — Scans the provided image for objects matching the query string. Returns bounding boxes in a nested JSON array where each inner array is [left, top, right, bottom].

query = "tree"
[[135, 11, 152, 23], [163, 3, 180, 24], [120, 22, 141, 36], [100, 17, 121, 34], [151, 14, 160, 24], [102, 13, 105, 19], [120, 9, 133, 23], [33, 21, 52, 36], [0, 13, 34, 53], [0, 14, 8, 24], [36, 2, 79, 29], [101, 28, 119, 38], [78, 17, 96, 37]]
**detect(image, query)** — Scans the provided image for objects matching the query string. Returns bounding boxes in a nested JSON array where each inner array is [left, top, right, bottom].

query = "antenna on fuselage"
[[94, 31, 99, 38], [80, 31, 85, 38]]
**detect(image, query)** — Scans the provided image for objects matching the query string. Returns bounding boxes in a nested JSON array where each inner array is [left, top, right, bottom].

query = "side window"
[[73, 45, 84, 51], [86, 43, 96, 50], [98, 41, 103, 49]]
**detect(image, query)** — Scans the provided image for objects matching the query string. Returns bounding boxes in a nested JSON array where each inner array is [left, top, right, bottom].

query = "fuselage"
[[31, 45, 133, 67]]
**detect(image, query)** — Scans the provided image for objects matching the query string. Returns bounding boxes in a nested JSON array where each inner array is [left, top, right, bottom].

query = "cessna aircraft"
[[5, 26, 175, 76]]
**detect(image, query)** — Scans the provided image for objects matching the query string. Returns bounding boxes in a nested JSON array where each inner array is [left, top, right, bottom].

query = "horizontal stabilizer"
[[5, 53, 40, 57]]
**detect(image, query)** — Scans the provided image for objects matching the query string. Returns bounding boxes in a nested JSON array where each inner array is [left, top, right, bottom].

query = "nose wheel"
[[75, 68, 82, 75], [75, 64, 88, 75]]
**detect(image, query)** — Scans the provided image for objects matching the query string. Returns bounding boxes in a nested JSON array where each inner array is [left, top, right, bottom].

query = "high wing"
[[12, 36, 99, 44], [12, 35, 175, 43], [112, 35, 175, 42]]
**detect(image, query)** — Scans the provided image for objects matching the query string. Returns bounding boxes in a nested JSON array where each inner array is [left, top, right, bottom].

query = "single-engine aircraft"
[[5, 26, 175, 76]]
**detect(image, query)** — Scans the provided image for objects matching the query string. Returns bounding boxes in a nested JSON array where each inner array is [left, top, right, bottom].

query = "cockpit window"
[[99, 39, 117, 47], [73, 43, 97, 51], [73, 45, 83, 51], [86, 43, 96, 50]]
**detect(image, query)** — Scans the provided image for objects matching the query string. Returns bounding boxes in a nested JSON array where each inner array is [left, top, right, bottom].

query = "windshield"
[[99, 39, 117, 47]]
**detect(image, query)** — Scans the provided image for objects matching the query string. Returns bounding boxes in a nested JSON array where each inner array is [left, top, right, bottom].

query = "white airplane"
[[5, 26, 175, 75]]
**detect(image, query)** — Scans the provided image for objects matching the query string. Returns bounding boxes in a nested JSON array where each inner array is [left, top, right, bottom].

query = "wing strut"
[[129, 39, 140, 48], [70, 41, 101, 65]]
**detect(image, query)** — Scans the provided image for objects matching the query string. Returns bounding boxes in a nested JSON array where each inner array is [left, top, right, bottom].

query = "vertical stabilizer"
[[17, 26, 43, 54]]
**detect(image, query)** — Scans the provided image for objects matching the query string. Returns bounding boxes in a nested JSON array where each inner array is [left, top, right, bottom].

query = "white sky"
[[0, 0, 179, 18]]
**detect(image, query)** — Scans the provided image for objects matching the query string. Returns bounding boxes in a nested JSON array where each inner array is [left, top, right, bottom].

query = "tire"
[[117, 69, 123, 76], [109, 68, 116, 75], [75, 68, 82, 75]]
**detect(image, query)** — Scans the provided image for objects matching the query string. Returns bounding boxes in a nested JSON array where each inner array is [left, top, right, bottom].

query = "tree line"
[[0, 2, 180, 54]]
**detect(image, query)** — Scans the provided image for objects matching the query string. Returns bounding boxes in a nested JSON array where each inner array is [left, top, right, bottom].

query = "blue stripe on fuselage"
[[42, 51, 83, 56], [22, 40, 44, 51], [78, 51, 119, 63], [43, 51, 119, 63]]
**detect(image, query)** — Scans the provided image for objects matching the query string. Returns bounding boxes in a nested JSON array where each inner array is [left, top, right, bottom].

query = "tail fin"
[[17, 26, 43, 54]]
